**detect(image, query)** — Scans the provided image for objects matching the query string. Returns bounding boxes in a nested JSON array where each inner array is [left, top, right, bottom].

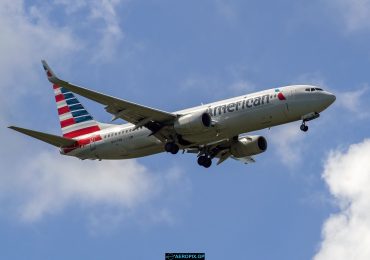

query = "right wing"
[[41, 60, 177, 138], [9, 126, 77, 147]]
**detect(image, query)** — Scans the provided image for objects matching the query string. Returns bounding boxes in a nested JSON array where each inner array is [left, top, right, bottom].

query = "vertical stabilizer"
[[52, 84, 101, 138], [42, 60, 101, 138]]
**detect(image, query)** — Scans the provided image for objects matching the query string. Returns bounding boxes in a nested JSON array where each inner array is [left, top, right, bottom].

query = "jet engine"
[[230, 136, 267, 158], [174, 110, 212, 135]]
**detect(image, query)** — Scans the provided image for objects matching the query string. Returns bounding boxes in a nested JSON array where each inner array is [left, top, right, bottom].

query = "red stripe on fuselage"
[[62, 135, 102, 154], [55, 94, 64, 102], [58, 106, 70, 115], [60, 118, 76, 128], [77, 135, 103, 146], [63, 125, 101, 138]]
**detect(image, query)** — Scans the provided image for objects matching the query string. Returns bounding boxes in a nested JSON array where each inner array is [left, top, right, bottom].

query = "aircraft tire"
[[165, 142, 179, 154], [197, 156, 206, 166], [170, 144, 179, 154], [300, 124, 308, 132], [203, 158, 212, 168], [198, 156, 212, 168]]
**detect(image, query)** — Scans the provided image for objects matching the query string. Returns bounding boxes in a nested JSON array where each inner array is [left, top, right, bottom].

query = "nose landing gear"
[[300, 123, 308, 132], [300, 112, 320, 132]]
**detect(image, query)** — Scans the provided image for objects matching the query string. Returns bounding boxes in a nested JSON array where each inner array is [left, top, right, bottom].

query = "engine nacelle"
[[230, 136, 267, 158], [174, 110, 212, 135]]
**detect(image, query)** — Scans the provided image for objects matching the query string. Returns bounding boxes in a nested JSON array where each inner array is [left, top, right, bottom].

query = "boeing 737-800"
[[9, 61, 336, 168]]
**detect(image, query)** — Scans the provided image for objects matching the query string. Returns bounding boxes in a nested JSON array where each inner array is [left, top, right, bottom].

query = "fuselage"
[[63, 85, 336, 160]]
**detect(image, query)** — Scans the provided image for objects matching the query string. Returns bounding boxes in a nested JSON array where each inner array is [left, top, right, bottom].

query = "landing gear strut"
[[300, 112, 320, 132], [197, 155, 212, 168], [164, 142, 179, 154]]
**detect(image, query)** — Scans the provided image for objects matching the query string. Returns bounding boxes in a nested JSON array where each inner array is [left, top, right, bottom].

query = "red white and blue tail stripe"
[[53, 84, 101, 138]]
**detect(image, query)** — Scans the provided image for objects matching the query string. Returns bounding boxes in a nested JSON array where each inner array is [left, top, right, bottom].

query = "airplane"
[[9, 61, 336, 168]]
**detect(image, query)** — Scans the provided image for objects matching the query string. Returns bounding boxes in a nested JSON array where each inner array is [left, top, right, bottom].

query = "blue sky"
[[2, 1, 370, 259]]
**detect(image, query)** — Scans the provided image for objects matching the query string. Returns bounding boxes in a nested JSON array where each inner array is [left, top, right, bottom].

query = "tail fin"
[[42, 60, 101, 139]]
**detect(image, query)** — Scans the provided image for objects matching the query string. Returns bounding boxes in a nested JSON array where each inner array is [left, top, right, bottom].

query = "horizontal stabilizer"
[[9, 126, 77, 148]]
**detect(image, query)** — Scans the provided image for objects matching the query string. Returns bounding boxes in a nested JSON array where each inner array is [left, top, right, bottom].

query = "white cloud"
[[0, 0, 78, 113], [268, 122, 306, 168], [325, 0, 370, 32], [0, 0, 189, 230], [5, 151, 183, 224], [54, 0, 125, 62], [335, 86, 370, 118], [314, 139, 370, 260]]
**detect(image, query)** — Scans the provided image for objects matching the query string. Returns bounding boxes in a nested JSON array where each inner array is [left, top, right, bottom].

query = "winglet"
[[41, 60, 60, 84]]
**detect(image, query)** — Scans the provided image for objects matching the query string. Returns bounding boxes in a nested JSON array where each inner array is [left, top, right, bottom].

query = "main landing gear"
[[197, 155, 212, 168], [165, 141, 213, 168], [164, 142, 179, 154]]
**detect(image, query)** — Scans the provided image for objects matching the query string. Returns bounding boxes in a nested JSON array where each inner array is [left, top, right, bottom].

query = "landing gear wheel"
[[203, 158, 212, 168], [165, 142, 179, 154], [170, 144, 179, 154], [197, 156, 206, 166], [300, 124, 308, 132], [197, 156, 212, 168]]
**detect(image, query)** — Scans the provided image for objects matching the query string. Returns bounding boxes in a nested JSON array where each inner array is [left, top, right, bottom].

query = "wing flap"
[[232, 156, 256, 164], [9, 126, 77, 148]]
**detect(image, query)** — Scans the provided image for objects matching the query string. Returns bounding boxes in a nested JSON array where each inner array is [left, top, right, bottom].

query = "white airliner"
[[9, 61, 336, 168]]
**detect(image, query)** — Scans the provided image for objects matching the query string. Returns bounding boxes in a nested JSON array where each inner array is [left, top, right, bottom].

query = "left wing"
[[41, 60, 177, 137]]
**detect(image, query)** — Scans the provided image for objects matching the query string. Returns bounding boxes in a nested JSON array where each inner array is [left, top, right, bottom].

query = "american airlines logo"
[[208, 94, 271, 116], [207, 90, 287, 117]]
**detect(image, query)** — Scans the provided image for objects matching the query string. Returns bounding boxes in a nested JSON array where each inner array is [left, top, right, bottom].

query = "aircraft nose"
[[327, 93, 336, 104], [323, 92, 336, 107]]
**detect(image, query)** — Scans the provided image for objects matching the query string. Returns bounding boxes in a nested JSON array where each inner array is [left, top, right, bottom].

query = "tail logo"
[[275, 89, 286, 101]]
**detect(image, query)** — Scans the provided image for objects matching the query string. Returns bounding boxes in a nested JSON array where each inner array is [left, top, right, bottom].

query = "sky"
[[1, 0, 370, 259]]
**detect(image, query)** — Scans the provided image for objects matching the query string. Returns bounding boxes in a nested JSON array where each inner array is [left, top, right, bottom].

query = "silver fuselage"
[[65, 85, 335, 160]]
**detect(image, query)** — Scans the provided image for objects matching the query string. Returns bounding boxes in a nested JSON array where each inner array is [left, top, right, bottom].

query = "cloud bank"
[[0, 0, 188, 229], [314, 139, 370, 260]]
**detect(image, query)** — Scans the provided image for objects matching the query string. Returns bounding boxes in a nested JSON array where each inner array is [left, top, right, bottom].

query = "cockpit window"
[[311, 88, 316, 91], [305, 88, 310, 91], [315, 88, 323, 91]]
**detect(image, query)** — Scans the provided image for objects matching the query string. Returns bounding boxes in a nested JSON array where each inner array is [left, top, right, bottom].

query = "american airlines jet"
[[9, 61, 336, 168]]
